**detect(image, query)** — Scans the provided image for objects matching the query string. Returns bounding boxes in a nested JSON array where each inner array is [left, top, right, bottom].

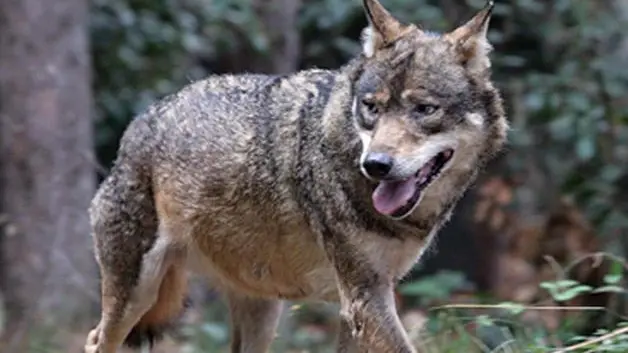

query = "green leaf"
[[592, 285, 626, 294], [575, 136, 596, 161], [603, 274, 623, 285], [604, 260, 624, 284], [548, 115, 575, 140], [398, 271, 466, 299], [599, 165, 624, 184], [475, 315, 494, 327], [496, 302, 526, 315], [541, 280, 593, 302], [200, 321, 229, 342], [552, 285, 593, 302], [540, 279, 580, 290]]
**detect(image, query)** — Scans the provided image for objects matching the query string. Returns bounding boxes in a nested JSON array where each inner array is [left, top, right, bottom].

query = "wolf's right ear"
[[445, 0, 495, 74], [361, 0, 409, 57]]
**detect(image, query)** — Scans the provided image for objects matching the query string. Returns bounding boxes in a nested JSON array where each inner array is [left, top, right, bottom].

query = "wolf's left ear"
[[361, 0, 411, 57], [445, 0, 495, 74]]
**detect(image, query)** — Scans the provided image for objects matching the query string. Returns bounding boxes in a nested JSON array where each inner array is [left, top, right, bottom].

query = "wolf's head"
[[352, 0, 508, 220]]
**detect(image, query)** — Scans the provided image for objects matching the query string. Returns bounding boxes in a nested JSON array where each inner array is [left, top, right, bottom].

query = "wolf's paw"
[[84, 345, 99, 353], [84, 326, 101, 353]]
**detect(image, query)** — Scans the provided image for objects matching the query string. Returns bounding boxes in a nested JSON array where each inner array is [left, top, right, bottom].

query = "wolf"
[[84, 0, 507, 352]]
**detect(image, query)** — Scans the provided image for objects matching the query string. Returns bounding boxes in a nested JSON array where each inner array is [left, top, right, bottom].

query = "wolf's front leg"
[[337, 318, 360, 353], [336, 284, 415, 352], [331, 258, 415, 352]]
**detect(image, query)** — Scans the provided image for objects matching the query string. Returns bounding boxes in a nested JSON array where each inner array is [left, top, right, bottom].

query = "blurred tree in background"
[[0, 0, 627, 351], [0, 0, 96, 350]]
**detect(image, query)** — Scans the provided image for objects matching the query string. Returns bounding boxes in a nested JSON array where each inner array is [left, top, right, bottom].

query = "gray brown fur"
[[84, 1, 508, 352]]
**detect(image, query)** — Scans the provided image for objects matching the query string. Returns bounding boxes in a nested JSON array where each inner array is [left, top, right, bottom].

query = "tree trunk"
[[253, 0, 302, 74], [0, 0, 97, 349], [214, 0, 302, 74]]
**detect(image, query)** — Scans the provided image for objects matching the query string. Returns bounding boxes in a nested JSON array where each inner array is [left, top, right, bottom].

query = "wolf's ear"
[[445, 0, 495, 74], [361, 0, 410, 57]]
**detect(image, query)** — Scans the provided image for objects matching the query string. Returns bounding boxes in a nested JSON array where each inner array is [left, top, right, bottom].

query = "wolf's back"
[[135, 70, 338, 153], [111, 69, 346, 216]]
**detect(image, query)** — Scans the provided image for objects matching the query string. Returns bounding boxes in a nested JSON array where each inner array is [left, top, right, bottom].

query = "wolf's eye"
[[361, 98, 379, 115], [415, 104, 439, 116]]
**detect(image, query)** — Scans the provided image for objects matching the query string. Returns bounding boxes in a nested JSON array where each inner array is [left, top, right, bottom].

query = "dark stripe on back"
[[250, 74, 292, 193], [252, 77, 284, 189], [293, 73, 338, 236]]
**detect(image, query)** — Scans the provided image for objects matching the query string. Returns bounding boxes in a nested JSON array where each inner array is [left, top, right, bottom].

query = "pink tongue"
[[372, 177, 419, 215]]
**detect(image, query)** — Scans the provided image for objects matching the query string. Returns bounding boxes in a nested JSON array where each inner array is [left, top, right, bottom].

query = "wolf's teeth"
[[417, 166, 430, 180], [418, 169, 431, 184]]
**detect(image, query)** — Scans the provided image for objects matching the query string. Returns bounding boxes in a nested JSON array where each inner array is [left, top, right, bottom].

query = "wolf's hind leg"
[[85, 233, 181, 353], [84, 174, 186, 353], [227, 292, 283, 353]]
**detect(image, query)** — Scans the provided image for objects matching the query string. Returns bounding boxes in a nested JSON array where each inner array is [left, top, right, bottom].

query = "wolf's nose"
[[362, 152, 393, 179]]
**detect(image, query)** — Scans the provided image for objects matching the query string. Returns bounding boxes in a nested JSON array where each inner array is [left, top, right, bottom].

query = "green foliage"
[[494, 302, 526, 316], [91, 0, 269, 167], [540, 279, 594, 302], [408, 257, 628, 353], [595, 260, 627, 294], [91, 0, 202, 165], [492, 1, 628, 237], [399, 270, 468, 306], [177, 300, 231, 352], [539, 258, 627, 303]]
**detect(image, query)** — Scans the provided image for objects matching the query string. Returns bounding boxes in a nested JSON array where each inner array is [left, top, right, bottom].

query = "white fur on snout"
[[352, 97, 373, 179], [358, 132, 372, 178], [392, 133, 459, 179], [465, 112, 484, 128], [351, 96, 359, 119]]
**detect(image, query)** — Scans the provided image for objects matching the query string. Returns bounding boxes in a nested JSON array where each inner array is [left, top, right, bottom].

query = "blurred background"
[[1, 0, 627, 352]]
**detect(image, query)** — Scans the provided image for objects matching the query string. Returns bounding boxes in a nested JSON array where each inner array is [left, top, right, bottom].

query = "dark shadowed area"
[[0, 0, 627, 352]]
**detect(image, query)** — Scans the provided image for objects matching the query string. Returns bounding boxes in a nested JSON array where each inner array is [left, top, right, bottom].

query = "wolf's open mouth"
[[371, 149, 454, 219]]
